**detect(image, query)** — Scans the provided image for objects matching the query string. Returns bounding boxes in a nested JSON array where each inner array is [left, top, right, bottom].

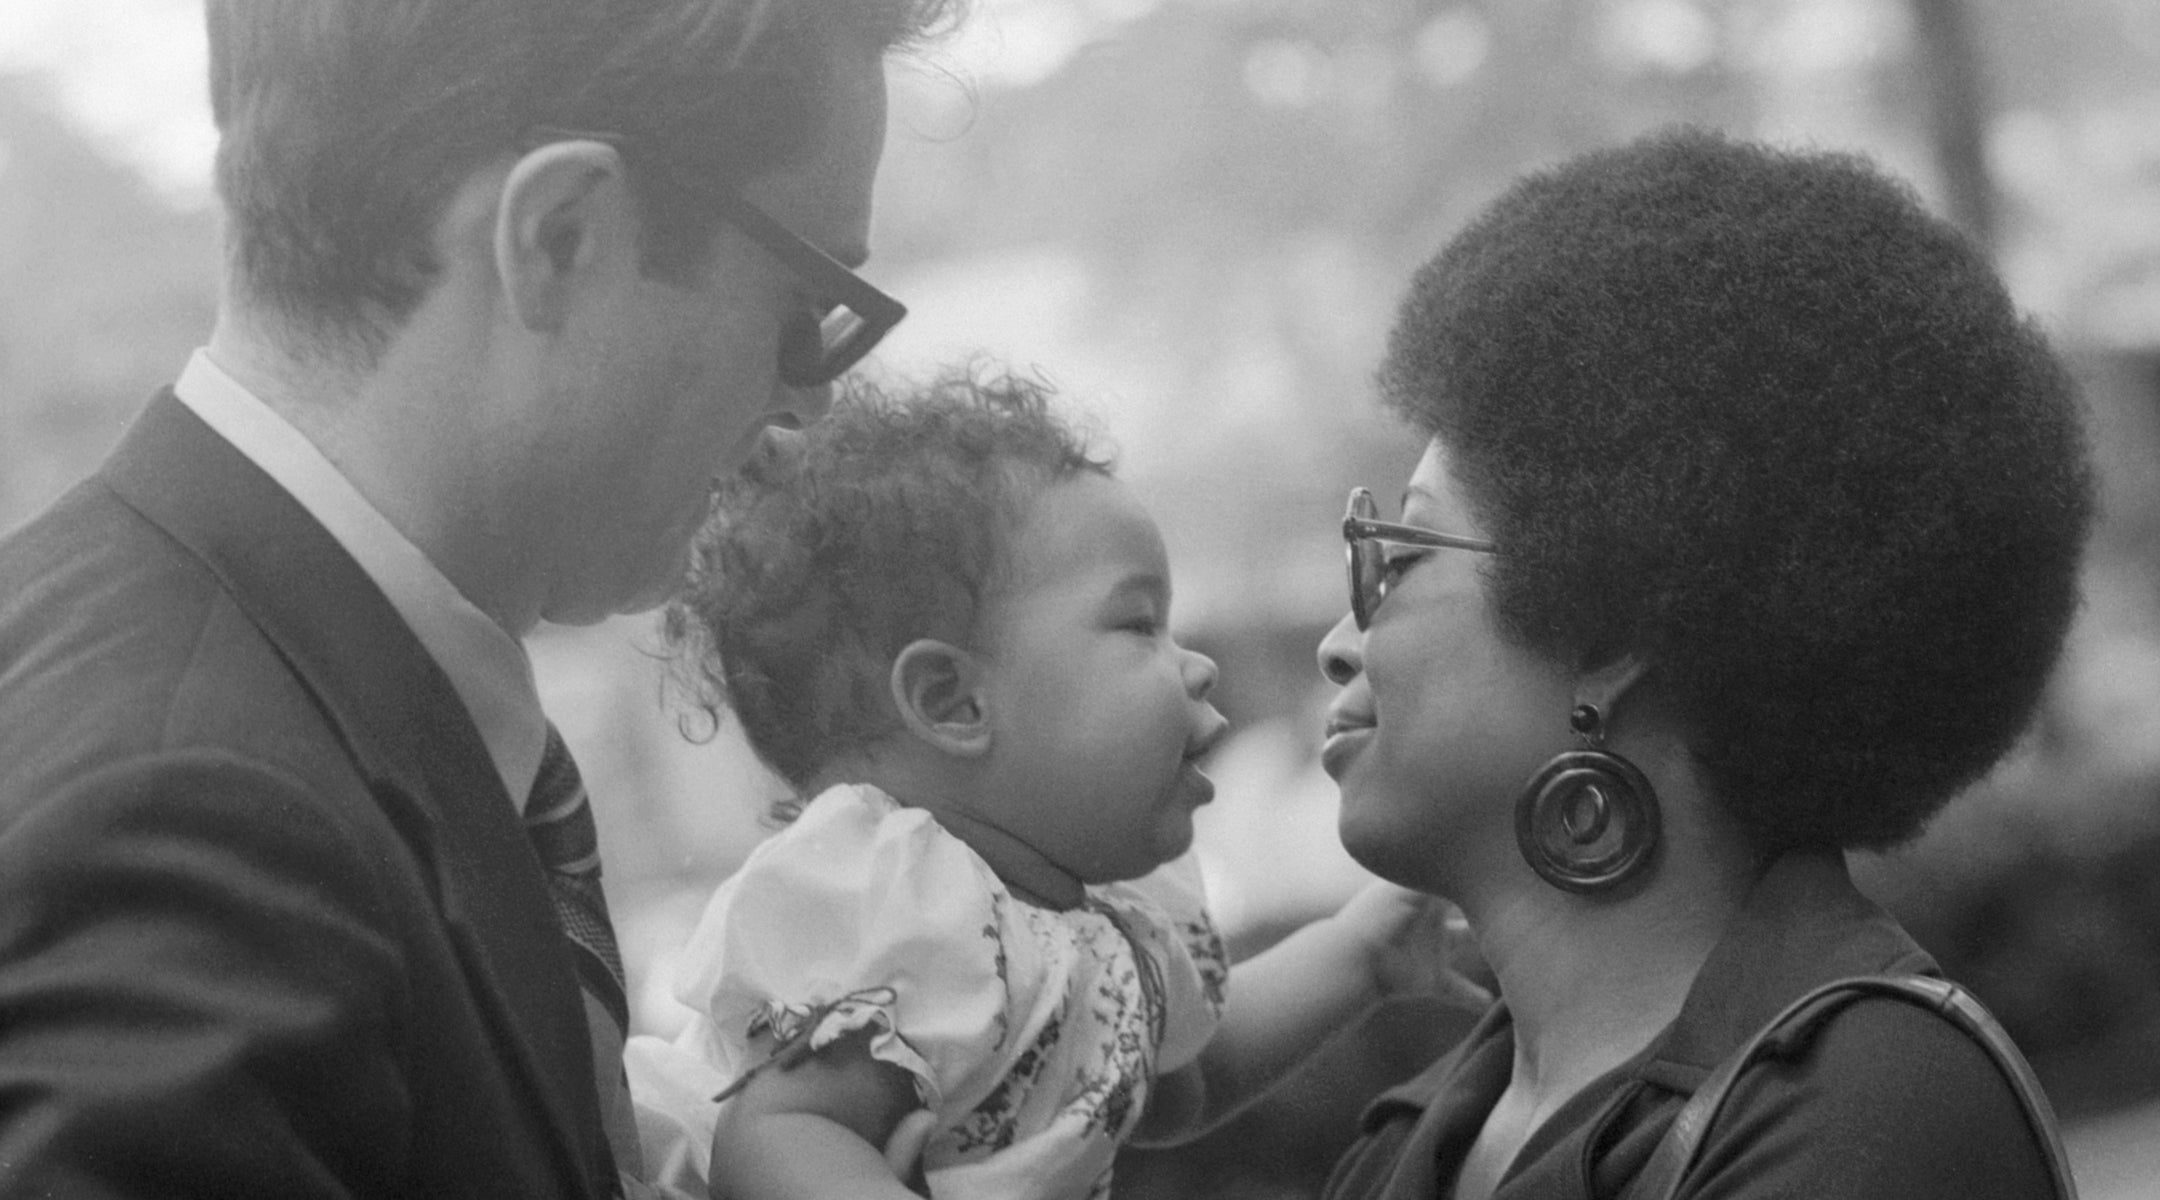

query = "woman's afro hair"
[[1378, 126, 2093, 851]]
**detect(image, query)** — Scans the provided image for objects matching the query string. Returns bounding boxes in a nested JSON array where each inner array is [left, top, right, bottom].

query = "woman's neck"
[[1474, 884, 1728, 1104], [1474, 712, 1771, 1100], [1464, 822, 1765, 1112]]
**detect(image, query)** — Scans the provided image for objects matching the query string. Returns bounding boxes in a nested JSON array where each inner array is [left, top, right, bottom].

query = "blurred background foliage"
[[4, 0, 2160, 1194]]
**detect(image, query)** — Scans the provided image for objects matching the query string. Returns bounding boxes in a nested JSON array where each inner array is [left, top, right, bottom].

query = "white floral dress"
[[626, 784, 1230, 1200]]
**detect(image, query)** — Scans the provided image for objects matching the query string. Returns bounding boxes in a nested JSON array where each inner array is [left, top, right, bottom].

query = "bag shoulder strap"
[[1633, 974, 2078, 1200]]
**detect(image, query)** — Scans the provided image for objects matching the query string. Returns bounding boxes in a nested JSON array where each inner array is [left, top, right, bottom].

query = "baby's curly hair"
[[666, 367, 1113, 813], [1379, 126, 2093, 852]]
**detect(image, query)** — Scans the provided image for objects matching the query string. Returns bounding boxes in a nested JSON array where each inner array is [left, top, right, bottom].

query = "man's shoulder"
[[0, 476, 219, 719], [0, 478, 370, 822]]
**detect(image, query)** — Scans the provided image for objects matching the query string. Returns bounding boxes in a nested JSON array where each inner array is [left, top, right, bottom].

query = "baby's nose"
[[1183, 646, 1219, 697]]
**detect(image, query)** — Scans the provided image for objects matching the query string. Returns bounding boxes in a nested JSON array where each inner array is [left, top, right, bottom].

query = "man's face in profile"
[[531, 44, 894, 625]]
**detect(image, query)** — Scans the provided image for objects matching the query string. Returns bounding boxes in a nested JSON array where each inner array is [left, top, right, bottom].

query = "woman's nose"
[[1316, 612, 1363, 685]]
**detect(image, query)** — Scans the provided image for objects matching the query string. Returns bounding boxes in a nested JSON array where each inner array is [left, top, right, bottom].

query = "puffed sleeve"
[[1098, 852, 1228, 1073], [670, 785, 1017, 1110]]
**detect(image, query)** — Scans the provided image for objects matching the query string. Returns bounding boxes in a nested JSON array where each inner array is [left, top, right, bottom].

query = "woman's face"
[[1316, 438, 1574, 895]]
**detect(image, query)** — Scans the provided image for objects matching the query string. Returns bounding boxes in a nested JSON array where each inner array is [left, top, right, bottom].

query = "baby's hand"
[[1333, 881, 1494, 1011]]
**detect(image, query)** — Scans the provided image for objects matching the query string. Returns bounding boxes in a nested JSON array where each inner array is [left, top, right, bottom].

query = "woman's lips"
[[1321, 716, 1375, 780]]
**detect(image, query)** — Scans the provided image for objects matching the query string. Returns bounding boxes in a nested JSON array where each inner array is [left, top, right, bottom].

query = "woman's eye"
[[1381, 548, 1432, 586]]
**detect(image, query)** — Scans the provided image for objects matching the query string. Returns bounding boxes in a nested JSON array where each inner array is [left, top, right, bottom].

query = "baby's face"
[[969, 474, 1229, 889]]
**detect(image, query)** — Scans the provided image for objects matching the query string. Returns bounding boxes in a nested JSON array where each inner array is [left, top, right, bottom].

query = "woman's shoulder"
[[1687, 989, 2058, 1198], [1791, 991, 2049, 1142]]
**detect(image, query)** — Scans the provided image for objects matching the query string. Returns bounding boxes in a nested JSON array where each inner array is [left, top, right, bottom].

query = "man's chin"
[[535, 559, 685, 629], [615, 567, 686, 620], [533, 596, 623, 630]]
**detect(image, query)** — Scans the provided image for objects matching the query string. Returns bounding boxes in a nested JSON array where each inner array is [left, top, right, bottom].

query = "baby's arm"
[[707, 1030, 927, 1200], [1132, 881, 1489, 1146]]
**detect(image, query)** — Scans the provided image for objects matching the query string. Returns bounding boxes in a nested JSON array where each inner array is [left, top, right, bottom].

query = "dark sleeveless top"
[[1321, 852, 2056, 1200]]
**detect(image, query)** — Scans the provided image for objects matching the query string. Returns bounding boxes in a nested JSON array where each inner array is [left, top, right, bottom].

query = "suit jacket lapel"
[[98, 390, 610, 1188]]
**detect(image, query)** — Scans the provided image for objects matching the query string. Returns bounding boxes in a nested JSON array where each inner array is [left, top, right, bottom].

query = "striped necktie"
[[526, 724, 643, 1186]]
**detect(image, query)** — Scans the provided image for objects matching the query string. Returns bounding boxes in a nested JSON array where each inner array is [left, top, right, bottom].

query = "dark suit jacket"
[[0, 392, 617, 1198]]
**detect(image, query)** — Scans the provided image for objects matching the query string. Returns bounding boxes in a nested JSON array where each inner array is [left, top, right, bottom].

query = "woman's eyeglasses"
[[1341, 487, 1499, 630]]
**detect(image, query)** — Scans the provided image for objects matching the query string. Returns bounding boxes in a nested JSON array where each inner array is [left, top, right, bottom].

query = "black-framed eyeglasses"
[[530, 127, 906, 388], [1342, 486, 1499, 631]]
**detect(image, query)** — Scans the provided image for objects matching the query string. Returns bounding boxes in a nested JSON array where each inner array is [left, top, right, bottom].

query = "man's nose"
[[768, 377, 835, 430]]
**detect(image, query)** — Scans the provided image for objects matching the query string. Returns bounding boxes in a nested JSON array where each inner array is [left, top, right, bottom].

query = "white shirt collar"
[[172, 348, 549, 811]]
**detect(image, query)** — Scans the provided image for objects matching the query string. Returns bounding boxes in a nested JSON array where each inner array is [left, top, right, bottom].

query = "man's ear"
[[890, 639, 992, 758], [493, 140, 636, 334]]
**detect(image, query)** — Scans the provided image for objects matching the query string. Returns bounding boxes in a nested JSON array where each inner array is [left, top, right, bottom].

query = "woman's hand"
[[1332, 880, 1495, 1011], [1142, 879, 1495, 1145]]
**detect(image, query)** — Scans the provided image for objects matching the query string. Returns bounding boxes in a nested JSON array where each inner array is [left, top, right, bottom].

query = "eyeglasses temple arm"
[[1344, 515, 1501, 555]]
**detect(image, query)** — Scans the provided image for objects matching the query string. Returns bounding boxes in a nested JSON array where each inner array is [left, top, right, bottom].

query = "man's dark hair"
[[1379, 126, 2094, 852], [666, 367, 1112, 810], [206, 0, 959, 361]]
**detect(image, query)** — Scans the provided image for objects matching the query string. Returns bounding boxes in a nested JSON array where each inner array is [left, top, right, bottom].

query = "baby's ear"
[[890, 639, 992, 758]]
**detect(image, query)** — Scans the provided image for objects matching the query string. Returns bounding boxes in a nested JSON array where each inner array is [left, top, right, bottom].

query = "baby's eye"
[[1118, 615, 1161, 636]]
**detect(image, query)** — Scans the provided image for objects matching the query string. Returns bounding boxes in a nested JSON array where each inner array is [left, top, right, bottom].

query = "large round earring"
[[1514, 702, 1661, 894]]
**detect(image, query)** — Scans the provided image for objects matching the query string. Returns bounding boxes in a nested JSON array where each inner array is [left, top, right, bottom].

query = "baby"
[[627, 370, 1456, 1200]]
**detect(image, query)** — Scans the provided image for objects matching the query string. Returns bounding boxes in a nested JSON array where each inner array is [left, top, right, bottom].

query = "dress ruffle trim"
[[711, 984, 941, 1108]]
